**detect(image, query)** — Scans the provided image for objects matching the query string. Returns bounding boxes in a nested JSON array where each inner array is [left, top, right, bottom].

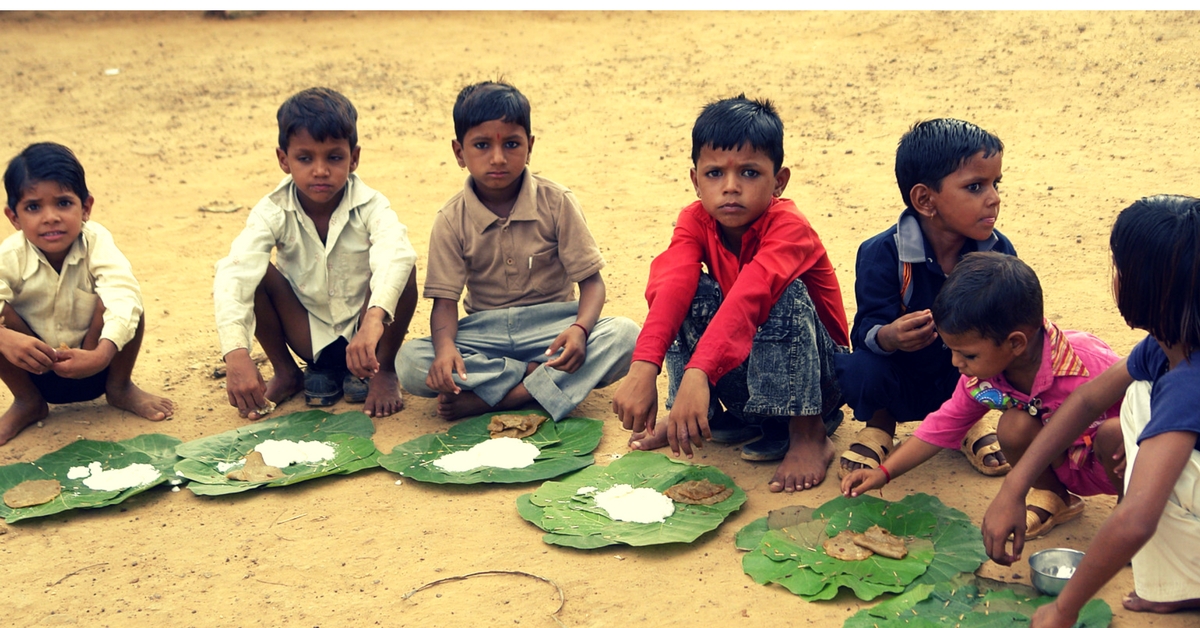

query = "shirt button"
[[506, 258, 514, 265]]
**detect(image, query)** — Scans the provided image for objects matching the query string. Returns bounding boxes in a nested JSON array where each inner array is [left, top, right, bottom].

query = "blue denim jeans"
[[665, 274, 844, 429], [397, 301, 640, 421]]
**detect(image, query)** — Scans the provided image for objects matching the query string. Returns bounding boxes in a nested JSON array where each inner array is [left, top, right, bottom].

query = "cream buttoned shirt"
[[213, 173, 417, 359], [0, 221, 143, 351]]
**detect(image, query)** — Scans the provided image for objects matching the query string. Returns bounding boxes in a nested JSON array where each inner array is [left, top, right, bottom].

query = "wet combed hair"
[[1111, 194, 1200, 357], [452, 81, 532, 144], [895, 118, 1004, 209], [276, 87, 358, 152], [691, 94, 784, 172], [4, 142, 89, 210], [932, 251, 1043, 345]]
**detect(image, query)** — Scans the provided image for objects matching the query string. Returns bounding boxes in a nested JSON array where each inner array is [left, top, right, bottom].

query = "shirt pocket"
[[329, 250, 371, 297], [69, 288, 100, 341], [529, 248, 568, 296]]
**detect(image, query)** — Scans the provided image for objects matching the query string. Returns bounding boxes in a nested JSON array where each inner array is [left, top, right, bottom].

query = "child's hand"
[[841, 468, 886, 497], [981, 489, 1028, 566], [666, 369, 712, 458], [347, 316, 384, 379], [544, 324, 587, 373], [427, 349, 466, 394], [223, 349, 269, 418], [0, 328, 57, 374], [612, 361, 660, 433], [51, 343, 116, 379], [1113, 441, 1127, 478], [879, 310, 939, 353]]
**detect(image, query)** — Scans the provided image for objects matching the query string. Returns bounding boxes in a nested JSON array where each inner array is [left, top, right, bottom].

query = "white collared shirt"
[[0, 221, 143, 350], [213, 173, 417, 358]]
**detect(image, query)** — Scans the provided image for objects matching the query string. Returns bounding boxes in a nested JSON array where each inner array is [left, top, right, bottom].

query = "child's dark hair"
[[277, 87, 358, 152], [691, 94, 784, 172], [452, 81, 532, 144], [1111, 194, 1200, 357], [4, 142, 89, 210], [895, 118, 1004, 209], [932, 251, 1043, 344]]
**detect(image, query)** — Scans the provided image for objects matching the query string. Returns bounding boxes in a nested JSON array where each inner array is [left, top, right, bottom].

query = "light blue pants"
[[397, 301, 640, 421]]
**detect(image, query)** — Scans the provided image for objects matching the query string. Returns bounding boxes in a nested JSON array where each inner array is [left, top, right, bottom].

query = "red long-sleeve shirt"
[[632, 198, 849, 385]]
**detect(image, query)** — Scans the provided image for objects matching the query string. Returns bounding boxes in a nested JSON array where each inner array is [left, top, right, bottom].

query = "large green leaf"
[[843, 574, 1113, 628], [174, 410, 379, 496], [517, 450, 746, 548], [0, 434, 181, 523], [378, 410, 601, 484], [740, 493, 986, 602]]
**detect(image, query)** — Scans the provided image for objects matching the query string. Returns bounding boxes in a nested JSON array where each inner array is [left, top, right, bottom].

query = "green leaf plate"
[[0, 433, 181, 523], [174, 410, 380, 496], [517, 450, 747, 548], [377, 410, 602, 484]]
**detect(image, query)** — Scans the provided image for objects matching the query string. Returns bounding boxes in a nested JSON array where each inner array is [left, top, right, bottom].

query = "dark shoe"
[[741, 418, 789, 461], [342, 373, 369, 404], [709, 411, 761, 444], [304, 367, 343, 406]]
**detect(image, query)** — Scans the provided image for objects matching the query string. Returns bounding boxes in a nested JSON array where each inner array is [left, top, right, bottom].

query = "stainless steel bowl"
[[1029, 548, 1085, 596]]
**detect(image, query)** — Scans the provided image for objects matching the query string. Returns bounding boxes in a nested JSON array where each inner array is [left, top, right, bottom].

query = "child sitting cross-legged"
[[842, 252, 1123, 539], [0, 143, 173, 444]]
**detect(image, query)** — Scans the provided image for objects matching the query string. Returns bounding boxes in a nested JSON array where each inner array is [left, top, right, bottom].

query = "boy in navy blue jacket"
[[835, 119, 1016, 479]]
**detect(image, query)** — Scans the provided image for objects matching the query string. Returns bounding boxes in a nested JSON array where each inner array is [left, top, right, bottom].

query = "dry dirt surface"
[[2, 10, 1199, 628]]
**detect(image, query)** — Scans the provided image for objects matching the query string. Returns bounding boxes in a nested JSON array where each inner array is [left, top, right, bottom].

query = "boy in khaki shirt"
[[0, 142, 172, 444], [398, 81, 639, 421]]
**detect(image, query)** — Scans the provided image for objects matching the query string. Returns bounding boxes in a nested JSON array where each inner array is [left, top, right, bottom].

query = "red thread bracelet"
[[878, 464, 892, 484], [570, 323, 590, 341]]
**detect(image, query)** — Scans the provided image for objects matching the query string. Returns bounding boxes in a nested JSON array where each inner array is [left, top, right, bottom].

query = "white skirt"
[[1122, 380, 1200, 602]]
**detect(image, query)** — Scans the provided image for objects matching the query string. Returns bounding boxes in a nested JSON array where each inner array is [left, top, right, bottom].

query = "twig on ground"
[[48, 562, 108, 587], [276, 513, 307, 525], [401, 569, 566, 627], [256, 578, 290, 586]]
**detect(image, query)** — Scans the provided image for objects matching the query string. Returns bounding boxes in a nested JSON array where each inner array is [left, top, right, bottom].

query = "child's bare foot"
[[436, 391, 492, 420], [265, 366, 304, 405], [363, 371, 404, 418], [770, 416, 835, 493], [628, 421, 670, 451], [0, 398, 49, 445], [1122, 591, 1200, 614], [106, 381, 174, 421]]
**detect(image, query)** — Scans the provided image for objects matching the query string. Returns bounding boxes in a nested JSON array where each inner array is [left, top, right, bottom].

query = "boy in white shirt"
[[214, 87, 418, 419], [0, 142, 172, 445]]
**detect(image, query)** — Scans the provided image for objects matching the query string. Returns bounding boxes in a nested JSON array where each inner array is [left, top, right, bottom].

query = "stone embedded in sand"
[[593, 484, 675, 524], [433, 437, 540, 473], [664, 479, 734, 505], [823, 530, 874, 561], [487, 414, 547, 439], [851, 524, 908, 560], [226, 450, 286, 482], [3, 479, 63, 508]]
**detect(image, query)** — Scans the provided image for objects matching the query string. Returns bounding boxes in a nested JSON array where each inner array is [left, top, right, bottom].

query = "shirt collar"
[[1044, 319, 1088, 378], [21, 231, 86, 280], [268, 173, 368, 215], [894, 207, 1002, 264], [463, 168, 537, 234]]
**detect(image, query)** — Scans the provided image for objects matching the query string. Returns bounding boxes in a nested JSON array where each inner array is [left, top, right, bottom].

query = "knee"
[[1093, 417, 1123, 457], [996, 408, 1039, 452], [396, 341, 433, 393], [603, 317, 641, 354]]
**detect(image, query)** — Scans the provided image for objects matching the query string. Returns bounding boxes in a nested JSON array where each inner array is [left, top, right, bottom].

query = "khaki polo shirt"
[[424, 170, 604, 314]]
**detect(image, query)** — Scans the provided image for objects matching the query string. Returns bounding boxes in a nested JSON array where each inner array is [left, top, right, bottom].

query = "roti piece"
[[226, 451, 286, 482], [4, 479, 63, 508], [487, 414, 547, 439], [822, 530, 875, 561], [852, 524, 908, 560], [664, 479, 734, 505]]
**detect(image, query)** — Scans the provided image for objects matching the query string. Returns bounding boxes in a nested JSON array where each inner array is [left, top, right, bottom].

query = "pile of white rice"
[[593, 484, 675, 524], [433, 438, 539, 473], [67, 461, 161, 491]]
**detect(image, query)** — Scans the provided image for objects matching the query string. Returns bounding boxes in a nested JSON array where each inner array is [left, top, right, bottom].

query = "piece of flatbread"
[[664, 479, 734, 505], [4, 479, 63, 508], [225, 450, 286, 482], [487, 414, 547, 439], [822, 530, 875, 561], [851, 524, 908, 560]]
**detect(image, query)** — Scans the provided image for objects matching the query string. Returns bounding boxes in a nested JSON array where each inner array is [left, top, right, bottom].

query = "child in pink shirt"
[[842, 252, 1123, 539]]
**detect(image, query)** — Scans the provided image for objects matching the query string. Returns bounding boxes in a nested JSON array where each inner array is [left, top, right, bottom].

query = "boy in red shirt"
[[612, 95, 849, 492]]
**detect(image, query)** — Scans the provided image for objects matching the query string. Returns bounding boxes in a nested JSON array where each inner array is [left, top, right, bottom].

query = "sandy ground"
[[1, 10, 1198, 628]]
